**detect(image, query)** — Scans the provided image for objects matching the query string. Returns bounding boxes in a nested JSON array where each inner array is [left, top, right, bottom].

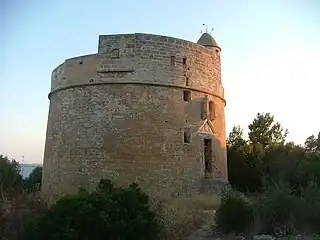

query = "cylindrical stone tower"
[[42, 33, 227, 199]]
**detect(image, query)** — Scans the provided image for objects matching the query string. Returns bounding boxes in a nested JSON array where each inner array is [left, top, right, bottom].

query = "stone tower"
[[42, 32, 227, 199]]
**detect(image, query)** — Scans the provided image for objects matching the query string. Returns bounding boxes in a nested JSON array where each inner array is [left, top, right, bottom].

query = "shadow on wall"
[[195, 132, 230, 195]]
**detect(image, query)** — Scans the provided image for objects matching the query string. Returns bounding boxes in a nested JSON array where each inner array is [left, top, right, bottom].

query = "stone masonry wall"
[[42, 33, 227, 199]]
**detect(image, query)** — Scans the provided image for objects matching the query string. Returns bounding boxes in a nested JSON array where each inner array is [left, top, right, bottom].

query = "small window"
[[183, 57, 187, 68], [186, 77, 189, 86], [170, 56, 176, 66], [183, 90, 191, 102], [208, 101, 215, 120], [184, 130, 191, 143], [216, 49, 220, 63], [111, 49, 120, 58]]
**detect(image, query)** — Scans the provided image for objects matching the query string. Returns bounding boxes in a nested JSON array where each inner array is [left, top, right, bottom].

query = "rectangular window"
[[170, 56, 176, 66], [183, 57, 187, 68], [183, 90, 191, 102], [184, 130, 191, 143], [186, 77, 189, 86], [204, 138, 213, 178], [111, 49, 120, 58]]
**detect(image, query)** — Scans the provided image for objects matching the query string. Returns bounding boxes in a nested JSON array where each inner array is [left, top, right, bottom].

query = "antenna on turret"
[[200, 24, 214, 34]]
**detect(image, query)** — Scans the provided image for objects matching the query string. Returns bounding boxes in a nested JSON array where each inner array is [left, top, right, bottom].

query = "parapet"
[[51, 54, 99, 92], [50, 33, 224, 101]]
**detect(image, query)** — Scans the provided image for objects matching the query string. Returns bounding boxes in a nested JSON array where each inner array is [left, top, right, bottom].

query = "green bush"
[[299, 181, 320, 232], [215, 182, 320, 236], [227, 144, 264, 193], [23, 166, 42, 192], [0, 154, 22, 191], [20, 179, 160, 240], [255, 181, 299, 235], [215, 190, 254, 234]]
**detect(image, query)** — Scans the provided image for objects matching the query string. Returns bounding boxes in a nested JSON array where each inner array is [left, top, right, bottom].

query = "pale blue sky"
[[1, 0, 319, 163]]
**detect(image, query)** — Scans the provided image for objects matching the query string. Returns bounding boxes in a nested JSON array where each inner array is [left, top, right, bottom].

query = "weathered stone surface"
[[42, 33, 227, 200]]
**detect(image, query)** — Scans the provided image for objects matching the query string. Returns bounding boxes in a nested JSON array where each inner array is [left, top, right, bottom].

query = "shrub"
[[0, 191, 48, 240], [0, 154, 23, 191], [215, 190, 254, 234], [227, 144, 264, 193], [255, 181, 299, 236], [299, 181, 320, 232], [23, 166, 42, 192], [0, 154, 47, 239], [20, 179, 160, 240]]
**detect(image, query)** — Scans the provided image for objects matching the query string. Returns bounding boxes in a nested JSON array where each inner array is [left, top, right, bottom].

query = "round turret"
[[197, 33, 221, 51]]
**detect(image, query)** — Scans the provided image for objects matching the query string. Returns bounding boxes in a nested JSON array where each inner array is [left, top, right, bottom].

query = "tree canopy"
[[0, 154, 22, 193], [227, 112, 320, 193], [248, 113, 289, 148]]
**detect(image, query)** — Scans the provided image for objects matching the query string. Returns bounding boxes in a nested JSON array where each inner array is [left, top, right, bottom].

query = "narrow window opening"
[[184, 130, 191, 143], [183, 57, 187, 68], [204, 139, 213, 178], [170, 56, 176, 66], [111, 49, 120, 58], [208, 101, 215, 120], [216, 49, 220, 63], [186, 77, 189, 86], [183, 90, 191, 102]]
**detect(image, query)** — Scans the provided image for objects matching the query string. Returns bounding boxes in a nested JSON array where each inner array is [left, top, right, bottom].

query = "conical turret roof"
[[197, 33, 220, 49]]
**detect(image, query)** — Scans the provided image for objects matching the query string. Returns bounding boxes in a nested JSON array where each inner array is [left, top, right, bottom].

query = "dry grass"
[[151, 194, 221, 240], [0, 189, 221, 240]]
